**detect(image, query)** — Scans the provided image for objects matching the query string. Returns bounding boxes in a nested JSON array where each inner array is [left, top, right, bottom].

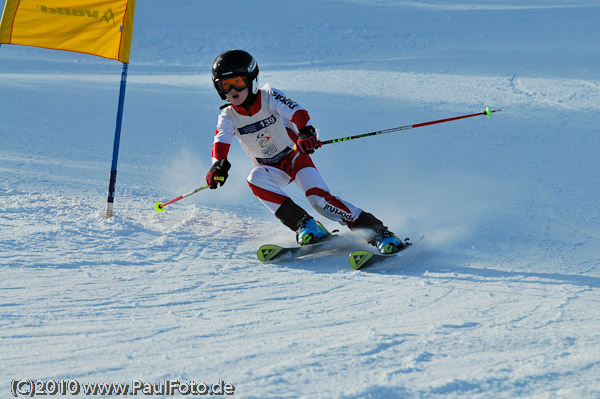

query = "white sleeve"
[[215, 109, 235, 145], [212, 109, 235, 163], [266, 87, 311, 129]]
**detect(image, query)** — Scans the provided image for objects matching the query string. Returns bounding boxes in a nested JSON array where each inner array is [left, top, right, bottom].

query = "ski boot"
[[371, 230, 409, 254], [351, 211, 409, 254], [296, 217, 330, 246]]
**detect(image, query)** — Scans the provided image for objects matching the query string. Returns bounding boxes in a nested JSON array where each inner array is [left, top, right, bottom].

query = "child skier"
[[206, 49, 408, 254]]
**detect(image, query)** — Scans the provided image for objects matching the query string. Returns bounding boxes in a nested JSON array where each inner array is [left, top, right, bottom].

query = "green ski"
[[349, 235, 424, 270], [257, 234, 341, 263]]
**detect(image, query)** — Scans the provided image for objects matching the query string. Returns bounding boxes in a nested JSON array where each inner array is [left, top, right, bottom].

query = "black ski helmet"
[[212, 49, 259, 100]]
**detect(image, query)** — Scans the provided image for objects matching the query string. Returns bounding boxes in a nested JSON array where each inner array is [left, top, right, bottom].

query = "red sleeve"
[[291, 109, 311, 130], [211, 140, 231, 161]]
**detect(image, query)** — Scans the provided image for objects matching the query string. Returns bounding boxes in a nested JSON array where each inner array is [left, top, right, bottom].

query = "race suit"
[[211, 85, 363, 227]]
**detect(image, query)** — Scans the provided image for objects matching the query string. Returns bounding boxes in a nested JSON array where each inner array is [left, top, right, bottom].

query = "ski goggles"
[[218, 75, 249, 94]]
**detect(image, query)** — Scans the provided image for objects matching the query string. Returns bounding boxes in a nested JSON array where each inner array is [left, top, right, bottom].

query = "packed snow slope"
[[1, 1, 600, 398]]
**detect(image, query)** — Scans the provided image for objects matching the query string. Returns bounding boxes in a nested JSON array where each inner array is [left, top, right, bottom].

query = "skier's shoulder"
[[218, 102, 235, 119], [261, 83, 278, 95], [217, 103, 235, 130], [261, 84, 300, 111]]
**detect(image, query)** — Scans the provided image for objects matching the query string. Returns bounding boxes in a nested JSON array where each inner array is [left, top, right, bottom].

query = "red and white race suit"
[[211, 85, 363, 226]]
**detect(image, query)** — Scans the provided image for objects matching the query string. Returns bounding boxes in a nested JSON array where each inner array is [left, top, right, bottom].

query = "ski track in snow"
[[2, 0, 600, 398]]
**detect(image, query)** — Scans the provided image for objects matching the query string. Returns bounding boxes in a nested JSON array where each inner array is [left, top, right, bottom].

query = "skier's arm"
[[207, 111, 234, 189], [211, 111, 234, 163], [268, 88, 320, 153], [268, 87, 311, 131]]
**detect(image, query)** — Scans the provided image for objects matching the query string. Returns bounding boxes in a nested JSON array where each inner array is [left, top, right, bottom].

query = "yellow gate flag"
[[0, 0, 136, 63]]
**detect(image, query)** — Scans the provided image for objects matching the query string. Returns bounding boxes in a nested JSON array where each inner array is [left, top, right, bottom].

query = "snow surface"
[[1, 0, 600, 398]]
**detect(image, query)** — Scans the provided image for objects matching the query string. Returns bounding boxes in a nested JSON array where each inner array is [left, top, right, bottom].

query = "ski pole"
[[313, 107, 500, 148], [154, 177, 223, 212]]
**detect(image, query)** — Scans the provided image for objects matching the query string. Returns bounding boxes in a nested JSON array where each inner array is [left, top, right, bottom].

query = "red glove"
[[206, 159, 231, 189], [296, 126, 321, 154]]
